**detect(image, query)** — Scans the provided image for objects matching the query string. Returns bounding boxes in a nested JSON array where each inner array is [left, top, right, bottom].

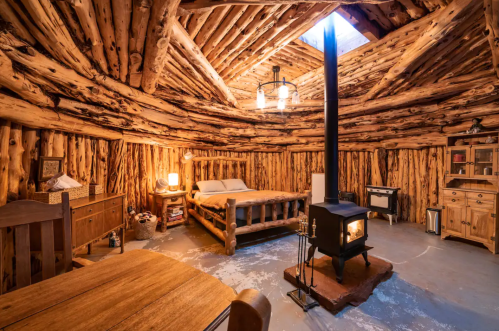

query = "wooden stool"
[[149, 191, 189, 232]]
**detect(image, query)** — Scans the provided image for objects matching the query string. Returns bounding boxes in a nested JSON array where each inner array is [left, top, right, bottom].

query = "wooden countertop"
[[69, 193, 126, 209], [0, 250, 236, 330], [443, 188, 498, 193]]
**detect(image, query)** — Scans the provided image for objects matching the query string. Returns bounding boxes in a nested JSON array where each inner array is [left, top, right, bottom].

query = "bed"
[[185, 156, 310, 255]]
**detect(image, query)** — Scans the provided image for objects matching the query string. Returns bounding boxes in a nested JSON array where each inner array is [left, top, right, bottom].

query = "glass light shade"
[[257, 88, 265, 109], [277, 98, 286, 110], [278, 84, 289, 99], [292, 91, 300, 104], [168, 173, 179, 186]]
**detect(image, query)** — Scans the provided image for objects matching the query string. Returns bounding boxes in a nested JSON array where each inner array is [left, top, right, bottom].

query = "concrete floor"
[[83, 218, 499, 331]]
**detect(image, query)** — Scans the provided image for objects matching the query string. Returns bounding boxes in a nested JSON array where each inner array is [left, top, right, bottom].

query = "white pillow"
[[221, 179, 248, 191], [197, 180, 226, 193]]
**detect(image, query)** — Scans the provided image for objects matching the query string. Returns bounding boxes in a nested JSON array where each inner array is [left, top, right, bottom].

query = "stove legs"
[[331, 257, 345, 283], [306, 244, 316, 266], [362, 251, 371, 267]]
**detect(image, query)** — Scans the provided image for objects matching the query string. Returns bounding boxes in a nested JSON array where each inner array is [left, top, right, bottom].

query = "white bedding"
[[194, 189, 288, 222]]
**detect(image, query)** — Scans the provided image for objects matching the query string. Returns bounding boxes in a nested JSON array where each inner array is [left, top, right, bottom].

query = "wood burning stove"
[[306, 13, 371, 284], [366, 186, 399, 225]]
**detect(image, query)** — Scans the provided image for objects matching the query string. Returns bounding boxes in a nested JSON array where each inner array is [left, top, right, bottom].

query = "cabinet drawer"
[[468, 199, 494, 208], [72, 202, 104, 219], [105, 197, 123, 210], [103, 207, 123, 232], [443, 196, 465, 204], [75, 213, 103, 248], [443, 190, 466, 198], [466, 192, 495, 202]]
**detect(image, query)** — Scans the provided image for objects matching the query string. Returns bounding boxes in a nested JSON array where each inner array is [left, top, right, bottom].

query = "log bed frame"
[[185, 156, 311, 255]]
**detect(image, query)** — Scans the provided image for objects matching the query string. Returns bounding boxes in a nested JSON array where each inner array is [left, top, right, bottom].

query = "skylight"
[[299, 12, 369, 56]]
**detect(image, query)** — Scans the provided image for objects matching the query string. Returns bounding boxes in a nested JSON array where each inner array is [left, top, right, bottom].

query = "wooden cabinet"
[[442, 189, 497, 253], [443, 132, 499, 254], [70, 193, 126, 254]]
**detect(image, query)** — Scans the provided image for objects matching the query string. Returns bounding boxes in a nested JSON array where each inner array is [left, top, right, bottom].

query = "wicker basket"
[[33, 185, 89, 204], [89, 184, 103, 195], [134, 215, 158, 240]]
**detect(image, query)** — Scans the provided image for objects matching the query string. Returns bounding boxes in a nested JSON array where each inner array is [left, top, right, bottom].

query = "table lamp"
[[168, 173, 179, 191]]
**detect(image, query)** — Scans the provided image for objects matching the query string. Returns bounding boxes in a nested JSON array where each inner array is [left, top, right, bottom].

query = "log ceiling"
[[0, 0, 498, 152]]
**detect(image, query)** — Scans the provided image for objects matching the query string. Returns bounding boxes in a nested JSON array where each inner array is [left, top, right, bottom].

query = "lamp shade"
[[278, 84, 289, 99], [277, 98, 286, 110], [292, 91, 300, 104], [257, 88, 265, 109], [168, 173, 179, 186]]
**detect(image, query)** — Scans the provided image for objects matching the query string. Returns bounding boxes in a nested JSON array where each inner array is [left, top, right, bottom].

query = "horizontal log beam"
[[181, 0, 393, 12], [0, 93, 121, 140]]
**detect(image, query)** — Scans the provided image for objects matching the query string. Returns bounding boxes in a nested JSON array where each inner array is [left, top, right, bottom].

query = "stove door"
[[342, 216, 367, 250]]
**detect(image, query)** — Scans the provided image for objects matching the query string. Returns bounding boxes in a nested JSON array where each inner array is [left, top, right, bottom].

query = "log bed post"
[[185, 158, 193, 196], [260, 204, 265, 223], [245, 158, 250, 188], [225, 198, 237, 256]]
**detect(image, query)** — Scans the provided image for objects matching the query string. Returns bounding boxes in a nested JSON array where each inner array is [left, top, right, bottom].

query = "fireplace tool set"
[[287, 218, 320, 312]]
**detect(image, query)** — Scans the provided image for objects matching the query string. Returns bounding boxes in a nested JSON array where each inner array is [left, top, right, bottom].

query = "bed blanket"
[[200, 190, 306, 210]]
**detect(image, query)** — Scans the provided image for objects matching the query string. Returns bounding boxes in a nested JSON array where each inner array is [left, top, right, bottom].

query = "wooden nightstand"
[[149, 191, 189, 232]]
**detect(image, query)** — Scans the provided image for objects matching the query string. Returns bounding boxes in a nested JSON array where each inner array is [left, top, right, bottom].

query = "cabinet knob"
[[478, 194, 483, 198], [452, 199, 456, 202], [89, 219, 93, 222], [89, 209, 92, 212], [112, 210, 115, 213], [473, 226, 476, 230], [113, 202, 116, 205], [450, 219, 454, 223], [461, 221, 466, 224], [452, 192, 456, 195], [467, 222, 471, 226], [470, 162, 474, 165], [476, 200, 482, 204]]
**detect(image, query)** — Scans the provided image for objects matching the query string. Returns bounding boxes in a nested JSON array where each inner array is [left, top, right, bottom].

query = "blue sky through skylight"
[[299, 12, 369, 56]]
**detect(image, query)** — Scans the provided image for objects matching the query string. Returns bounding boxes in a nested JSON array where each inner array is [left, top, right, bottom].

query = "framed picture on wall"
[[38, 156, 64, 181]]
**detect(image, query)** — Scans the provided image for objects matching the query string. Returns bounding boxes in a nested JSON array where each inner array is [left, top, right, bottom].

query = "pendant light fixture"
[[255, 66, 299, 110]]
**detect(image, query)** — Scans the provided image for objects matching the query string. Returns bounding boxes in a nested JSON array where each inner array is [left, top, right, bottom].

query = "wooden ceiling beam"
[[180, 0, 394, 12], [485, 0, 499, 78], [363, 0, 483, 101], [128, 0, 152, 87], [335, 5, 384, 41], [170, 21, 240, 108], [141, 0, 181, 94], [112, 0, 132, 83], [224, 3, 338, 84], [94, 0, 120, 79]]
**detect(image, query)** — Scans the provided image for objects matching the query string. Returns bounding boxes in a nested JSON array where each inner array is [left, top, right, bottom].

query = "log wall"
[[0, 121, 446, 293]]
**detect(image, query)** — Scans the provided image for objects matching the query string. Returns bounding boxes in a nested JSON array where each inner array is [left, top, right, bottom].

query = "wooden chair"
[[0, 192, 72, 294], [227, 289, 271, 331]]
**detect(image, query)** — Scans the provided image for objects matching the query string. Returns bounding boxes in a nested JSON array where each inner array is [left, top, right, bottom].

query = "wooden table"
[[0, 250, 236, 331], [149, 191, 189, 232]]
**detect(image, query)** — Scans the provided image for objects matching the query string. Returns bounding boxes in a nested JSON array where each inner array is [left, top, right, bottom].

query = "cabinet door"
[[446, 147, 470, 178], [103, 207, 123, 233], [466, 204, 495, 244], [470, 146, 497, 179], [442, 204, 466, 237], [75, 213, 103, 248]]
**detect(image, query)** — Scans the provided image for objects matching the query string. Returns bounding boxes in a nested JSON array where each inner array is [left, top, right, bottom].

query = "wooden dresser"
[[443, 132, 499, 254], [69, 193, 126, 254]]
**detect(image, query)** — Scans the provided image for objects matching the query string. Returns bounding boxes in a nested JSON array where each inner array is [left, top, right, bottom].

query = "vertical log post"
[[292, 200, 298, 218], [21, 128, 39, 200], [304, 190, 311, 219], [225, 198, 236, 256], [246, 206, 252, 226], [8, 123, 25, 202], [0, 120, 10, 294], [283, 202, 288, 220], [245, 158, 250, 188], [260, 204, 265, 224]]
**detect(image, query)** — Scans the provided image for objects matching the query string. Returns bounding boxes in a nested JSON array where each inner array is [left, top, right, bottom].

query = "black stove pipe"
[[323, 14, 339, 204]]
